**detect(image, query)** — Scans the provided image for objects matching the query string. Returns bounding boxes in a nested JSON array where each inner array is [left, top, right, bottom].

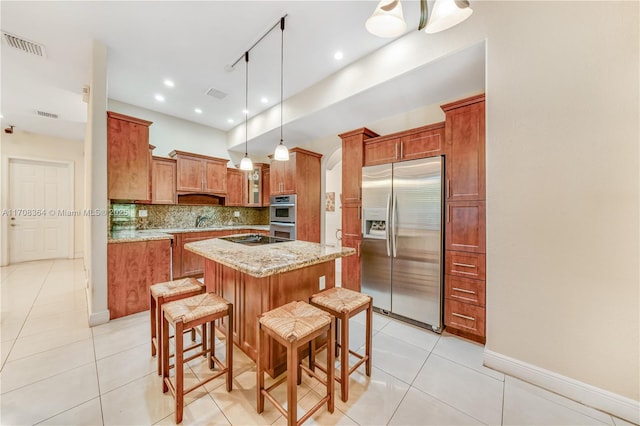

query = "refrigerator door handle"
[[392, 193, 398, 257], [386, 193, 391, 256]]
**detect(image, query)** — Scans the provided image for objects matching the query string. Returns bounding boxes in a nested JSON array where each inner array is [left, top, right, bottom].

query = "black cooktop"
[[220, 234, 290, 246]]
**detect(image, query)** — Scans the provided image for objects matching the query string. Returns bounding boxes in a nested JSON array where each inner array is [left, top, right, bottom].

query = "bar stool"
[[162, 292, 233, 424], [309, 287, 372, 402], [150, 277, 206, 375], [257, 301, 335, 426]]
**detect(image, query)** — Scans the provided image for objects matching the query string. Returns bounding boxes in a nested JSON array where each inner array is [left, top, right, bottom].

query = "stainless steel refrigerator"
[[361, 156, 443, 332]]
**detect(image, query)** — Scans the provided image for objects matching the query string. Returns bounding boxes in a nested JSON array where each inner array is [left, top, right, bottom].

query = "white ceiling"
[[0, 1, 485, 153]]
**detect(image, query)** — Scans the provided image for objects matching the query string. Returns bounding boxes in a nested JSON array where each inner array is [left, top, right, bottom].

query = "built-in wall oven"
[[270, 195, 296, 240]]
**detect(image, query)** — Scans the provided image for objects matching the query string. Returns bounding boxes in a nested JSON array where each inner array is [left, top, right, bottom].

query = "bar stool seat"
[[162, 292, 233, 424], [150, 278, 206, 375], [257, 301, 335, 426], [310, 287, 372, 402]]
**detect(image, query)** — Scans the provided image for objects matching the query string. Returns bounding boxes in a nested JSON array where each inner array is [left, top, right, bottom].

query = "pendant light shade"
[[240, 51, 253, 171], [274, 17, 289, 161], [424, 0, 472, 34], [365, 0, 407, 38]]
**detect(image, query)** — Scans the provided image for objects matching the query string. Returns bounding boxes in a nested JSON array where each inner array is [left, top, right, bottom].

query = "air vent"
[[2, 32, 46, 58], [205, 87, 228, 99], [36, 110, 58, 119]]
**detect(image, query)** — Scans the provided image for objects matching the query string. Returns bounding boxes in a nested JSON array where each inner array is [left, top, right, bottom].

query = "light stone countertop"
[[108, 225, 270, 243], [185, 236, 356, 278]]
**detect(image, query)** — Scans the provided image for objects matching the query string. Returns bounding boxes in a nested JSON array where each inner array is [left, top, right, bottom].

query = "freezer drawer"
[[361, 237, 391, 312]]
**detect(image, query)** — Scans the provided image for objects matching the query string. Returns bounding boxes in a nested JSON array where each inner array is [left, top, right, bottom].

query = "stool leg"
[[162, 315, 170, 393], [256, 322, 264, 414], [365, 303, 372, 376], [157, 297, 165, 375], [175, 320, 184, 424], [327, 318, 335, 413], [287, 341, 298, 426], [340, 314, 349, 402], [209, 321, 216, 369], [226, 304, 233, 392], [150, 295, 157, 357], [202, 321, 208, 358]]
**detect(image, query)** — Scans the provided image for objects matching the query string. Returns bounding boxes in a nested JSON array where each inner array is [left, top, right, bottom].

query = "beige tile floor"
[[1, 258, 636, 426]]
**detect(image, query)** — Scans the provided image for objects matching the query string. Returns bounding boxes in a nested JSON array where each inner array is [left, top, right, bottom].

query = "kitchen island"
[[185, 235, 355, 377]]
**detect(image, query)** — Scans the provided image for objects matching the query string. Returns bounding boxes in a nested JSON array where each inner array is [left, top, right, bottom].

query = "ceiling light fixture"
[[334, 51, 344, 60], [155, 94, 165, 102], [164, 79, 175, 87], [365, 0, 472, 38], [261, 97, 268, 104], [194, 108, 203, 114], [227, 118, 234, 124], [273, 16, 289, 162], [239, 51, 253, 172]]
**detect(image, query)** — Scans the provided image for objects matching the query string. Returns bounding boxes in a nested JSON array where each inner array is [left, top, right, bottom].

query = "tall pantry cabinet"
[[441, 94, 487, 343]]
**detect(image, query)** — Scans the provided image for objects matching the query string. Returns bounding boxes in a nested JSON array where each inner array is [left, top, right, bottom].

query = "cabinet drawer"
[[400, 128, 444, 160], [445, 275, 485, 306], [363, 138, 399, 166], [444, 299, 485, 337], [445, 251, 485, 280]]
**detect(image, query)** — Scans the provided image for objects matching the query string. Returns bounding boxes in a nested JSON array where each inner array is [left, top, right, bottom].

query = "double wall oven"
[[269, 195, 296, 240]]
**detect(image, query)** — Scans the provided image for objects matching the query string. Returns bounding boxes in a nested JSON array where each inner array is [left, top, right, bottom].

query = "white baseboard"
[[484, 349, 640, 424], [88, 309, 110, 326]]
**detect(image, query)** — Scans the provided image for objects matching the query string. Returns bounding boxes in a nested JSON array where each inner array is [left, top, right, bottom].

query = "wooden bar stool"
[[150, 277, 206, 375], [257, 301, 335, 426], [162, 292, 233, 424], [309, 287, 372, 402]]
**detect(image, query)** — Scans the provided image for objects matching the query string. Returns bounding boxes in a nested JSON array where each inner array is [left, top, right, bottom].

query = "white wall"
[[0, 131, 84, 260], [107, 99, 234, 164]]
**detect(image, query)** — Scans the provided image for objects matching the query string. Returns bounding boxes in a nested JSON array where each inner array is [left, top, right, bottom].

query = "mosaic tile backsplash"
[[109, 203, 269, 230]]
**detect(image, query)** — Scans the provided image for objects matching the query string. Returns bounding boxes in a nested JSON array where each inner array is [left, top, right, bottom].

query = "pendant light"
[[424, 0, 473, 34], [365, 0, 407, 38], [273, 16, 290, 161], [240, 51, 254, 171]]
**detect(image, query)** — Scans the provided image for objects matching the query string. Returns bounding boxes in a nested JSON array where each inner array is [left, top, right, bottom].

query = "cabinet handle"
[[453, 262, 476, 268], [400, 142, 404, 158], [358, 205, 361, 219], [452, 312, 475, 321], [357, 241, 361, 256], [447, 179, 451, 199], [395, 143, 398, 160], [447, 205, 450, 223], [452, 287, 476, 294]]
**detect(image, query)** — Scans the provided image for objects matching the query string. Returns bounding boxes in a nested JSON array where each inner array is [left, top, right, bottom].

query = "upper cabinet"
[[151, 156, 177, 204], [169, 150, 228, 195], [107, 112, 153, 200], [363, 123, 445, 167], [270, 154, 296, 195], [246, 163, 269, 207], [441, 95, 486, 202], [226, 168, 245, 207]]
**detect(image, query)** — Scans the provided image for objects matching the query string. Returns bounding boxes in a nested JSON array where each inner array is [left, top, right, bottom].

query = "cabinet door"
[[107, 115, 151, 200], [203, 159, 227, 194], [180, 231, 225, 277], [270, 159, 284, 195], [226, 169, 245, 206], [363, 138, 398, 166], [151, 158, 176, 204], [400, 128, 445, 160], [446, 201, 486, 253], [281, 153, 297, 194], [341, 237, 361, 292], [262, 168, 270, 205], [176, 157, 203, 192], [246, 166, 262, 206], [342, 204, 361, 239], [444, 299, 485, 338], [446, 101, 485, 201], [342, 136, 363, 203]]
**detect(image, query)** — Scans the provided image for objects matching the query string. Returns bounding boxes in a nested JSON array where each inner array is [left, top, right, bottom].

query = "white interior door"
[[9, 159, 72, 263]]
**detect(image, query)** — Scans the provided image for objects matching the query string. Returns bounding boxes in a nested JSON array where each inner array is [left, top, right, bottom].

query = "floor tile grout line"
[[32, 396, 103, 426], [429, 352, 505, 383], [0, 357, 96, 396]]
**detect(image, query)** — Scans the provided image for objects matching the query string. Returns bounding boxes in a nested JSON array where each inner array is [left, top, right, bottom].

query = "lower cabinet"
[[341, 236, 361, 291], [107, 239, 171, 319]]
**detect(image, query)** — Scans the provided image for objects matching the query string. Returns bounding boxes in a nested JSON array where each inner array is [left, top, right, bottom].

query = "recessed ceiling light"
[[0, 114, 3, 119], [194, 108, 203, 114], [242, 109, 249, 115], [261, 97, 268, 104], [164, 79, 174, 87], [334, 51, 344, 60], [155, 94, 165, 102], [227, 118, 235, 124]]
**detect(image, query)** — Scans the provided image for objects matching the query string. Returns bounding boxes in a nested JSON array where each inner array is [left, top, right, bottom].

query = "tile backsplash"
[[109, 203, 269, 230]]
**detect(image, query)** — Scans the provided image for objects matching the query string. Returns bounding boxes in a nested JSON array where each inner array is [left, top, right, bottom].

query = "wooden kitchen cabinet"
[[151, 157, 177, 204], [442, 95, 485, 202], [226, 168, 245, 207], [170, 150, 228, 195], [441, 94, 486, 343], [107, 112, 153, 200], [270, 148, 323, 243], [172, 230, 226, 278], [246, 164, 268, 207], [107, 239, 171, 319], [363, 122, 445, 167], [262, 167, 270, 206], [340, 236, 361, 291]]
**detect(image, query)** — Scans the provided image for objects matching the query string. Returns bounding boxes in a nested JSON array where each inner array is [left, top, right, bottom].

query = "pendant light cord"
[[280, 17, 285, 143], [245, 51, 249, 156]]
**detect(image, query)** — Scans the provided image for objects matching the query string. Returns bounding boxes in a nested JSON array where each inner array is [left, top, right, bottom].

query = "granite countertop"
[[108, 225, 270, 243], [184, 235, 356, 278]]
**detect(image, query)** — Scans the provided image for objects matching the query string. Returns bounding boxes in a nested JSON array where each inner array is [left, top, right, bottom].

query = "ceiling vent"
[[36, 110, 59, 119], [205, 87, 228, 99], [2, 32, 46, 58]]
